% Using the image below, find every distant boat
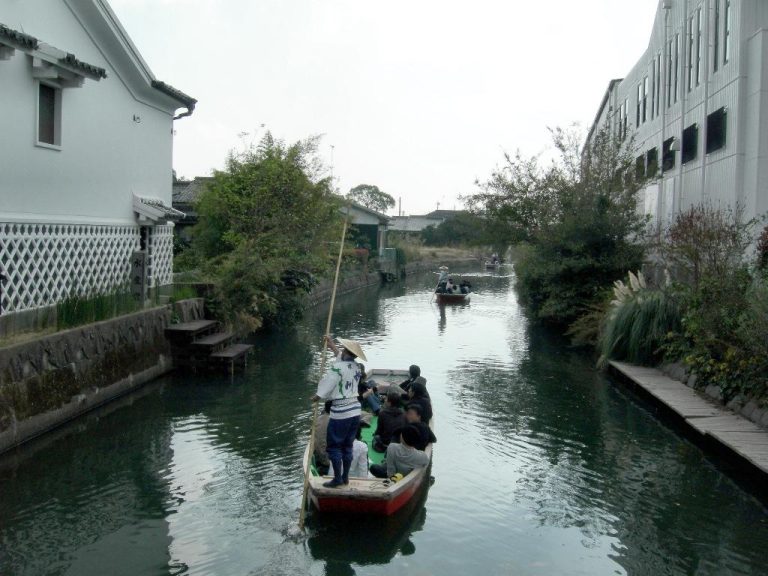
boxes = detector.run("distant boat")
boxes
[303,368,434,516]
[484,260,500,270]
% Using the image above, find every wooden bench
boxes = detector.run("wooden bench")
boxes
[164,320,218,342]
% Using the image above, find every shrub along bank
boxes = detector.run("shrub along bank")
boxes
[470,124,768,404]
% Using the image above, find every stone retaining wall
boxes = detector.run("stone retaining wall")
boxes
[660,362,768,429]
[0,305,178,454]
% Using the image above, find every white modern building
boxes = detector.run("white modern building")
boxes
[587,0,768,228]
[0,0,195,319]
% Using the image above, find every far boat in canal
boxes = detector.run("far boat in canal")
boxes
[303,368,433,516]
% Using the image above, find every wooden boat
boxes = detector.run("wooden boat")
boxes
[484,260,500,269]
[303,368,433,516]
[435,291,470,304]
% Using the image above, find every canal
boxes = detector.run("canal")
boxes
[1,269,768,575]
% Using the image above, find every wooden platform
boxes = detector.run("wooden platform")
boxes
[209,343,253,373]
[610,361,768,475]
[164,320,218,340]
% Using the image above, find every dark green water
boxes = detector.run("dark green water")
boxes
[2,269,768,576]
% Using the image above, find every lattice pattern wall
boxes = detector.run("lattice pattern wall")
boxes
[0,222,140,315]
[147,224,174,288]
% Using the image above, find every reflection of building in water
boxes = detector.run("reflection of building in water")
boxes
[0,389,175,575]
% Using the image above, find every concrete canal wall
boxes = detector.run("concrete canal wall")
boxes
[0,299,205,455]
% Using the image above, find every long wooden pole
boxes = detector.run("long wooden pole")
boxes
[299,207,350,530]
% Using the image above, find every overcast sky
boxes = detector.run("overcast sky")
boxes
[112,0,659,215]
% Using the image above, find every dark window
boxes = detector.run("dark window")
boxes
[682,124,699,164]
[663,137,676,171]
[706,107,727,153]
[646,148,659,178]
[636,84,642,126]
[636,155,646,179]
[713,0,720,72]
[38,84,56,145]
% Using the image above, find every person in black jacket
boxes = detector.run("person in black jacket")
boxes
[406,380,432,423]
[391,403,436,451]
[372,389,407,453]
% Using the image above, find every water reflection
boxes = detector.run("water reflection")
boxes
[307,484,429,576]
[1,267,768,575]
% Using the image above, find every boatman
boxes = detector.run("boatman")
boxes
[311,334,367,488]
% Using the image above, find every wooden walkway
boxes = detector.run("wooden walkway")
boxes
[610,361,768,475]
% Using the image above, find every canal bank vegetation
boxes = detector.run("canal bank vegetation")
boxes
[468,125,648,326]
[601,204,768,402]
[470,124,768,403]
[175,133,345,333]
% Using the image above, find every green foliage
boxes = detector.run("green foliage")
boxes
[421,212,485,246]
[658,205,768,401]
[598,272,682,367]
[659,201,755,288]
[347,184,395,213]
[471,125,648,326]
[57,289,139,330]
[184,133,342,332]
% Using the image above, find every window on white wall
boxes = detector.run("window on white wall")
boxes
[37,82,61,147]
[687,16,694,92]
[642,76,648,123]
[674,33,680,102]
[667,40,674,107]
[650,60,656,119]
[706,107,727,153]
[724,0,731,64]
[655,53,661,116]
[696,8,702,86]
[636,84,642,126]
[713,0,720,72]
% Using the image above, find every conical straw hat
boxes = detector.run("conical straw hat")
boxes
[337,338,367,361]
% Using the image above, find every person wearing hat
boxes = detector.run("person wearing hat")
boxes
[311,334,367,488]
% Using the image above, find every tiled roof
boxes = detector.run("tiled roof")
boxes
[151,80,197,110]
[0,23,39,50]
[173,177,213,203]
[61,52,107,79]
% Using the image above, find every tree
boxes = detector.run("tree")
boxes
[348,184,395,214]
[187,133,343,331]
[469,125,648,326]
[421,212,485,246]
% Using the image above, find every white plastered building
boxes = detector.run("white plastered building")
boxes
[0,0,195,318]
[587,0,768,228]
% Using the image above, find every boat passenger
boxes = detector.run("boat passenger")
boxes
[369,424,430,479]
[446,278,456,293]
[313,401,333,475]
[399,366,428,395]
[357,363,381,415]
[350,423,370,479]
[311,334,366,488]
[400,403,437,450]
[407,380,433,423]
[460,280,472,294]
[373,389,407,453]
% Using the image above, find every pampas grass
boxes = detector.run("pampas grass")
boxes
[598,271,681,367]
